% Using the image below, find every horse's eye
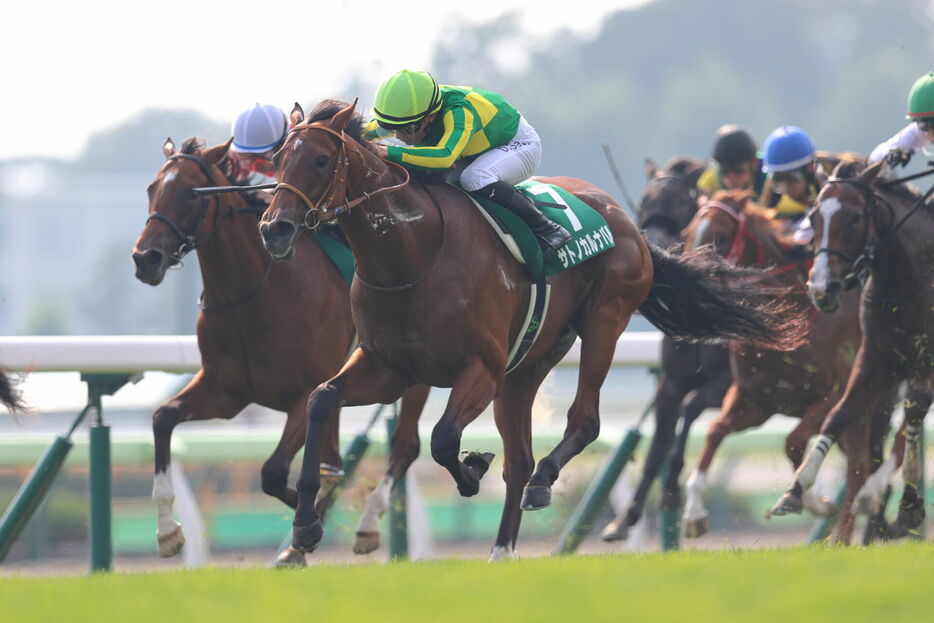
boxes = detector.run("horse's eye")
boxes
[315,154,329,169]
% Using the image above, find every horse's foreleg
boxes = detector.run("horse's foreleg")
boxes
[353,384,429,555]
[683,385,767,537]
[789,401,839,518]
[855,400,899,517]
[769,352,895,518]
[490,367,542,560]
[832,420,873,545]
[890,384,932,536]
[152,371,244,557]
[287,348,407,557]
[430,357,499,497]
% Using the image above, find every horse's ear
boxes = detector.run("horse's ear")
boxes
[163,137,176,159]
[686,164,705,188]
[202,138,233,166]
[329,98,359,131]
[290,102,305,126]
[859,160,884,186]
[644,158,658,180]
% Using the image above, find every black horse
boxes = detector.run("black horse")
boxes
[602,157,733,541]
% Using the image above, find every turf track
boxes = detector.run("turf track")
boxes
[2,543,932,622]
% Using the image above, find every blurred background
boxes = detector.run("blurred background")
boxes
[1,0,932,572]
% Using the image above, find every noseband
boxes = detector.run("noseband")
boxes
[697,200,766,265]
[273,122,410,230]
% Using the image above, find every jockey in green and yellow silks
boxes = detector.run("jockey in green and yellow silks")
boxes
[366,69,570,257]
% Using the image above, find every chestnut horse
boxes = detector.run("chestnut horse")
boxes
[259,100,806,563]
[602,157,732,542]
[131,136,429,559]
[770,161,934,536]
[672,189,893,542]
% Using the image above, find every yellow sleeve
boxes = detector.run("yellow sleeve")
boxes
[696,167,720,195]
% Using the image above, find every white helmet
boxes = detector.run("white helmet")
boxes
[231,103,288,153]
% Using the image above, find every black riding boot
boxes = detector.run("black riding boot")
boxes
[476,181,571,258]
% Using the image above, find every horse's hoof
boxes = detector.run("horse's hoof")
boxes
[291,519,323,553]
[353,531,381,555]
[895,496,926,530]
[273,546,307,568]
[157,524,185,558]
[767,490,803,517]
[520,484,551,510]
[600,518,628,542]
[461,451,495,480]
[683,516,708,539]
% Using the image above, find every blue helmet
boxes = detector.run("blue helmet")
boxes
[762,126,815,173]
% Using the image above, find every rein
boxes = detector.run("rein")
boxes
[274,122,410,231]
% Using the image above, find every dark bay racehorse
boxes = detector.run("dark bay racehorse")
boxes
[131,136,429,559]
[602,157,732,542]
[258,100,807,563]
[673,190,891,542]
[770,161,934,536]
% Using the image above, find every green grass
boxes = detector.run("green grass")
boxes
[3,544,933,622]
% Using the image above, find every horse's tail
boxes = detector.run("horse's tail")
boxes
[0,367,27,414]
[638,244,808,351]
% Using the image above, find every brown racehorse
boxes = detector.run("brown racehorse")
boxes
[770,160,934,536]
[601,157,732,543]
[672,189,893,543]
[131,136,430,559]
[259,100,807,563]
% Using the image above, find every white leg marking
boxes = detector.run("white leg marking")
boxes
[855,452,898,514]
[489,545,517,561]
[683,469,709,522]
[153,470,180,537]
[795,435,833,490]
[810,198,841,295]
[356,475,394,534]
[903,423,923,487]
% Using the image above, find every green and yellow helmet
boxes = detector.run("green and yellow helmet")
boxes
[906,71,934,120]
[373,70,443,127]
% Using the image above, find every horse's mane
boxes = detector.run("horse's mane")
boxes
[662,156,704,178]
[307,99,367,146]
[831,160,921,204]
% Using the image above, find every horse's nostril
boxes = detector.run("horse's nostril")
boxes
[262,220,296,242]
[826,280,842,296]
[133,249,164,268]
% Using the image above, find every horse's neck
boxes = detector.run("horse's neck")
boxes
[871,195,934,295]
[195,182,270,304]
[339,165,442,288]
[747,216,808,286]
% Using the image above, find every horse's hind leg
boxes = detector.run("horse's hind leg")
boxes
[354,384,430,555]
[430,357,499,497]
[490,365,547,560]
[522,301,633,511]
[890,384,932,536]
[152,371,245,557]
[601,371,686,542]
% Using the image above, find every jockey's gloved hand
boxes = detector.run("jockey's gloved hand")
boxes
[885,148,914,168]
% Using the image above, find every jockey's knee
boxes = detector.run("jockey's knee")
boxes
[459,167,498,192]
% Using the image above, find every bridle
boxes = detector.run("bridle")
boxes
[639,174,698,236]
[147,153,263,263]
[147,152,271,311]
[811,178,889,290]
[272,122,410,231]
[696,200,766,265]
